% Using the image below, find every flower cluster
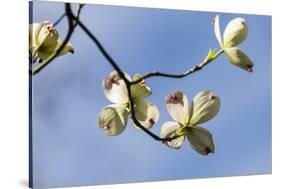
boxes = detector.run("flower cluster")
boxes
[98,71,159,136]
[98,72,220,156]
[160,91,220,155]
[96,15,253,156]
[29,21,74,63]
[214,15,253,72]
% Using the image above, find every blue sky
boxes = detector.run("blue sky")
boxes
[31,1,272,188]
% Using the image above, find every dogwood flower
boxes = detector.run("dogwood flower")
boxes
[98,71,159,136]
[29,21,74,62]
[214,15,253,72]
[160,90,220,155]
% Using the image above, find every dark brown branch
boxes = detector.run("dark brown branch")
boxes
[130,49,224,85]
[67,11,128,81]
[131,66,203,85]
[53,13,66,27]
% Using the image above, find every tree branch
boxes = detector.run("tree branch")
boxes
[53,13,66,27]
[131,49,224,85]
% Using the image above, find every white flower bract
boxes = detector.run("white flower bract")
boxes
[98,71,160,136]
[29,21,74,62]
[214,15,253,72]
[161,90,220,155]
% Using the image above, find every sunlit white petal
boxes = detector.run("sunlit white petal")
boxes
[102,71,130,104]
[160,121,185,149]
[131,73,152,99]
[98,104,129,136]
[133,100,159,129]
[224,47,253,72]
[213,15,223,47]
[186,126,215,155]
[166,91,191,124]
[36,21,59,49]
[189,90,220,125]
[223,17,248,48]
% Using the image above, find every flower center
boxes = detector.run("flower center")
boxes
[42,21,55,34]
[46,25,54,33]
[149,118,155,125]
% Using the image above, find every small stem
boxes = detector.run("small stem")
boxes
[75,4,84,20]
[130,49,224,85]
[53,13,66,27]
[213,49,224,59]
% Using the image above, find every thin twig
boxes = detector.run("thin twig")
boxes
[131,49,224,85]
[67,11,128,81]
[75,4,85,22]
[71,4,85,26]
[53,13,66,27]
